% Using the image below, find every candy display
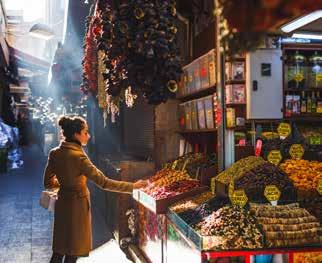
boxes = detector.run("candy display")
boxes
[234,162,296,203]
[178,196,230,226]
[250,203,320,247]
[149,180,202,200]
[214,156,266,185]
[280,159,322,191]
[300,197,322,223]
[194,206,264,250]
[169,191,214,214]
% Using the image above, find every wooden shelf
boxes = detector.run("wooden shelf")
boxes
[225,57,245,62]
[177,85,216,102]
[285,88,322,92]
[177,129,217,134]
[225,80,245,85]
[284,115,322,122]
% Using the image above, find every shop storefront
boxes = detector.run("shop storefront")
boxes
[81,1,322,263]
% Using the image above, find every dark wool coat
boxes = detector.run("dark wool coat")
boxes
[43,141,133,256]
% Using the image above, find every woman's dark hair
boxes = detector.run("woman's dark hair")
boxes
[58,115,86,140]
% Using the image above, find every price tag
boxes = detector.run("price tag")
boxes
[230,189,248,208]
[316,73,322,82]
[277,123,291,139]
[317,179,322,195]
[310,136,321,145]
[255,139,262,157]
[294,73,304,82]
[289,144,305,160]
[267,150,282,166]
[264,185,281,202]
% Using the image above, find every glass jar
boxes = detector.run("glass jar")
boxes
[308,51,322,88]
[285,51,306,89]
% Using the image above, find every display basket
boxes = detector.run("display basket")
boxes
[133,186,208,214]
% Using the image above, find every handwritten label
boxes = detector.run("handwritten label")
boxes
[289,144,304,160]
[317,179,322,195]
[264,185,281,202]
[277,123,291,139]
[267,150,282,166]
[294,73,304,82]
[230,189,248,208]
[310,136,321,145]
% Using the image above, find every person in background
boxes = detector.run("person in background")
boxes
[44,115,147,263]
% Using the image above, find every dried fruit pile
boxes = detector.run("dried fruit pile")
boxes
[250,203,320,247]
[280,159,322,191]
[214,156,266,185]
[194,206,264,250]
[234,162,296,203]
[169,191,214,214]
[150,179,201,199]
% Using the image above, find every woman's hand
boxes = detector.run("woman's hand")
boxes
[133,179,148,189]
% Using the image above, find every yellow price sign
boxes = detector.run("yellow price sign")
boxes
[230,189,248,208]
[267,150,282,166]
[171,160,178,170]
[264,185,281,202]
[289,144,305,160]
[317,179,322,195]
[294,73,304,82]
[316,73,322,82]
[277,123,291,139]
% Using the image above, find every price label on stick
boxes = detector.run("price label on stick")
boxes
[317,179,322,195]
[264,185,281,203]
[230,189,248,208]
[277,123,291,140]
[310,136,321,145]
[267,150,282,166]
[289,144,304,160]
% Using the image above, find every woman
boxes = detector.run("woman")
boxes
[44,116,147,263]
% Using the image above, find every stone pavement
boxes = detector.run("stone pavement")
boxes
[0,144,132,263]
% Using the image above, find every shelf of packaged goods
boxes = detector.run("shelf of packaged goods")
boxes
[177,85,216,102]
[177,129,217,134]
[225,80,245,85]
[284,88,322,92]
[284,115,322,122]
[225,103,246,106]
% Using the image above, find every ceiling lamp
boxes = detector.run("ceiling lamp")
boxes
[281,10,322,33]
[29,23,54,40]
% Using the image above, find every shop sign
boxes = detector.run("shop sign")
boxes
[318,179,322,195]
[230,189,248,208]
[267,150,282,166]
[294,73,304,82]
[277,123,291,139]
[316,73,322,82]
[310,136,321,145]
[264,185,281,202]
[289,144,304,160]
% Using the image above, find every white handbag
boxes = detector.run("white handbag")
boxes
[39,190,58,212]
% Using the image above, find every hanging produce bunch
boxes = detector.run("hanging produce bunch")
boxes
[82,0,182,116]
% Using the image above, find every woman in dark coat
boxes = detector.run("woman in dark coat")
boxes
[44,116,146,263]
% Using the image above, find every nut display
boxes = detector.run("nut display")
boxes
[169,191,214,214]
[250,203,320,247]
[234,162,296,203]
[300,196,322,223]
[149,179,202,200]
[194,206,264,250]
[179,196,229,226]
[280,159,322,191]
[215,156,266,185]
[294,252,322,263]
